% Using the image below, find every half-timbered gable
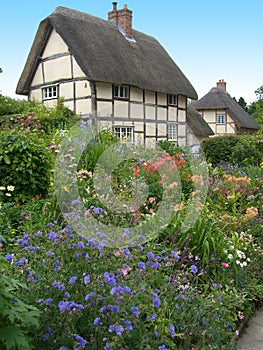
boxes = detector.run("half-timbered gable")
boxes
[192,80,260,136]
[16,4,201,146]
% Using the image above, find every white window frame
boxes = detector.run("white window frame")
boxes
[114,85,129,99]
[168,94,177,106]
[168,123,178,141]
[216,114,226,125]
[114,126,134,143]
[42,84,58,100]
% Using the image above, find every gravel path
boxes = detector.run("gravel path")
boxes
[236,309,263,349]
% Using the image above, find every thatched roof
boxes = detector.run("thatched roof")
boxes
[192,87,260,130]
[187,104,214,137]
[16,6,197,99]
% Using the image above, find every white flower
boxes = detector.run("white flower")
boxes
[236,260,240,265]
[0,186,6,191]
[7,185,15,192]
[5,193,11,197]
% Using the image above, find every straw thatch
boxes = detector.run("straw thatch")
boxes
[16,6,197,100]
[192,87,260,130]
[187,104,214,137]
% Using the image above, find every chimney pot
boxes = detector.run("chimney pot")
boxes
[112,2,117,10]
[124,4,127,10]
[216,79,227,91]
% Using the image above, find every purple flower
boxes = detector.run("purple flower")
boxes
[191,265,198,274]
[14,257,27,267]
[147,251,155,260]
[85,292,97,301]
[69,276,77,285]
[153,296,161,308]
[58,300,69,312]
[171,250,180,261]
[108,325,115,333]
[94,317,101,326]
[138,262,146,270]
[115,325,124,336]
[45,298,53,306]
[83,274,91,284]
[131,306,140,317]
[104,272,117,286]
[74,335,86,348]
[108,305,119,313]
[159,345,167,350]
[46,250,55,257]
[104,345,112,350]
[168,325,175,337]
[123,248,130,256]
[64,292,71,299]
[53,281,65,291]
[146,313,157,321]
[78,241,85,249]
[154,329,159,337]
[123,320,133,331]
[59,347,69,350]
[5,254,13,262]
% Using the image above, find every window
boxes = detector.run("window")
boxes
[168,94,177,106]
[216,114,226,125]
[168,124,177,141]
[114,126,134,143]
[42,85,58,100]
[114,85,129,99]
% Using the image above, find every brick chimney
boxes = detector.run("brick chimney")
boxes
[108,2,133,38]
[216,79,227,91]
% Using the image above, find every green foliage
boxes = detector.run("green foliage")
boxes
[201,136,239,166]
[201,134,263,167]
[0,129,52,202]
[0,252,41,350]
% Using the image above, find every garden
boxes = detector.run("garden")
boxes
[0,94,262,350]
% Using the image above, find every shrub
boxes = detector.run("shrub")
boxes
[0,130,52,202]
[201,136,239,166]
[0,251,41,350]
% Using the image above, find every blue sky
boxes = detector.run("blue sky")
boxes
[0,0,262,104]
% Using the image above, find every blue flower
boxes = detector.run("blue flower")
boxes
[171,250,180,261]
[153,295,161,308]
[74,335,86,348]
[123,320,133,331]
[104,272,117,286]
[14,257,27,267]
[108,305,119,313]
[115,325,124,336]
[44,298,53,307]
[191,265,198,274]
[46,250,55,256]
[64,292,71,299]
[94,317,102,326]
[58,300,69,312]
[78,241,85,249]
[131,306,140,317]
[138,262,146,270]
[159,345,167,350]
[85,292,97,301]
[147,251,155,260]
[83,273,91,284]
[53,281,65,291]
[69,276,78,285]
[108,325,115,333]
[104,344,112,350]
[5,254,13,262]
[168,324,175,337]
[154,329,158,337]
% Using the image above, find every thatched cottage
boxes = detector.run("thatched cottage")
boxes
[192,80,260,136]
[16,3,212,146]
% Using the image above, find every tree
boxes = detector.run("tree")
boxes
[237,97,248,112]
[0,68,2,73]
[255,85,263,101]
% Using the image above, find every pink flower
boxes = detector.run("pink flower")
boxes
[221,262,229,268]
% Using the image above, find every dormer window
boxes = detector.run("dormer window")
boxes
[168,94,177,106]
[42,84,58,100]
[114,85,129,99]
